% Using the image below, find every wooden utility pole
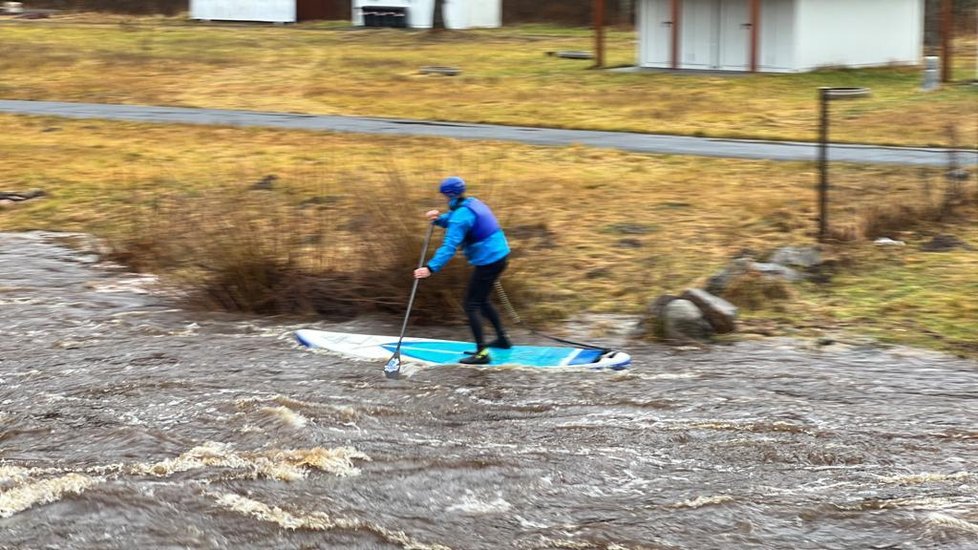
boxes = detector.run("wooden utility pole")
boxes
[941,0,953,82]
[671,0,681,69]
[749,0,760,72]
[594,0,605,69]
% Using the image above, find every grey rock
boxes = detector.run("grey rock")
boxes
[634,294,678,338]
[769,246,822,269]
[708,255,806,296]
[751,262,804,282]
[681,288,738,334]
[647,294,679,319]
[705,257,753,295]
[662,299,714,342]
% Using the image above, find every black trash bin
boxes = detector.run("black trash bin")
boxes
[392,8,407,28]
[361,6,408,28]
[361,8,377,27]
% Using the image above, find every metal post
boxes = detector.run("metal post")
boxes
[818,87,830,242]
[815,87,870,242]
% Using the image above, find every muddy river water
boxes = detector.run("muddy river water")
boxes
[1,231,976,549]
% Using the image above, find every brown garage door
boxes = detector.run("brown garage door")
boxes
[297,0,351,21]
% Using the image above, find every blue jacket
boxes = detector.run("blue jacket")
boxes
[427,198,510,273]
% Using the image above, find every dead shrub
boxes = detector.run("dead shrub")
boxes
[721,271,792,311]
[860,202,941,240]
[104,168,528,323]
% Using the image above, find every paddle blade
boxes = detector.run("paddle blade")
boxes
[384,355,402,379]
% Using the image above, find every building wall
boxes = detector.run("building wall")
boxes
[794,0,924,70]
[190,0,296,22]
[468,0,502,28]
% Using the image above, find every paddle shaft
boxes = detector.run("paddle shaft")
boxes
[493,280,610,353]
[393,222,436,356]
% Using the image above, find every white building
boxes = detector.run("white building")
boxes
[190,0,341,24]
[637,0,924,72]
[352,0,501,29]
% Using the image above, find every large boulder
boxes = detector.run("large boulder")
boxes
[681,288,738,334]
[633,294,677,339]
[661,299,714,342]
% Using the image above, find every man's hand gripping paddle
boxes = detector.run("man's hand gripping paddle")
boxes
[385,222,435,379]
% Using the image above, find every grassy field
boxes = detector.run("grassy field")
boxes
[0,16,975,147]
[1,114,976,355]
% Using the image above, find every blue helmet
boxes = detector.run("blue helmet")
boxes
[439,176,466,198]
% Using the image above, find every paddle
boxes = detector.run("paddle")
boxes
[493,281,611,353]
[385,222,436,379]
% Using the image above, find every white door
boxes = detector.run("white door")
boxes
[639,0,674,67]
[681,0,719,68]
[680,0,752,70]
[718,0,750,70]
[760,0,795,71]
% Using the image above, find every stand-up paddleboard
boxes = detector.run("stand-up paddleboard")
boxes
[294,330,631,370]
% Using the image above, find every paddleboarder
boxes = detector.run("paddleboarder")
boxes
[413,176,512,365]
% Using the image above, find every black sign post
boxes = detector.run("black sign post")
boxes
[817,87,871,242]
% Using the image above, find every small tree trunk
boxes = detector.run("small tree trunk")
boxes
[432,0,446,31]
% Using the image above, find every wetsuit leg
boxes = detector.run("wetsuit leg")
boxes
[481,300,505,340]
[463,256,508,349]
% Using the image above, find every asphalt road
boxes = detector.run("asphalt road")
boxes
[1,99,975,167]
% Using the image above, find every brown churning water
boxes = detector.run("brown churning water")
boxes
[1,232,976,549]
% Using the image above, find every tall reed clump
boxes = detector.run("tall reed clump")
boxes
[859,175,975,241]
[850,125,977,241]
[103,167,524,324]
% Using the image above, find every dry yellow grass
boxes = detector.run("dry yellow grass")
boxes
[2,114,976,355]
[0,115,814,301]
[0,17,975,147]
